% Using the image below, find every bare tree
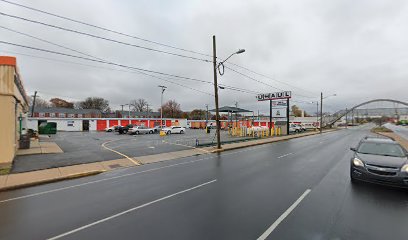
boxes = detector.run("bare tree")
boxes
[79,97,110,112]
[130,98,148,112]
[159,100,182,118]
[29,96,50,108]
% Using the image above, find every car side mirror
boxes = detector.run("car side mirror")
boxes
[350,147,356,152]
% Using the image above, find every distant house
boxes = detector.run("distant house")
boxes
[31,107,102,118]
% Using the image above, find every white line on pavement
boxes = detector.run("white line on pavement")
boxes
[0,157,213,204]
[277,153,293,159]
[47,179,217,240]
[257,189,311,240]
[0,131,336,203]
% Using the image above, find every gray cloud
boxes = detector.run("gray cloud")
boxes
[1,0,407,115]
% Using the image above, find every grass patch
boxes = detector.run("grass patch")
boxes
[0,167,11,175]
[371,126,393,133]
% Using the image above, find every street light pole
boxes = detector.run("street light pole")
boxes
[158,85,167,127]
[320,93,336,134]
[212,35,245,149]
[320,92,323,134]
[212,35,221,149]
[205,104,209,125]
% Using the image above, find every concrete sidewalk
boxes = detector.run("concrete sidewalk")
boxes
[16,139,63,156]
[0,158,137,191]
[0,130,336,191]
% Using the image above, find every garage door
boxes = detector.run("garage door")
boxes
[96,120,107,131]
[165,120,171,127]
[109,120,119,127]
[120,120,129,126]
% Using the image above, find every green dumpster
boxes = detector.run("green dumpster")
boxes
[39,122,57,134]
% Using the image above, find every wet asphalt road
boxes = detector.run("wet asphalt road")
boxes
[384,123,408,140]
[1,124,407,240]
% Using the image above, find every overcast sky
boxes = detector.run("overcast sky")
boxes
[1,0,407,114]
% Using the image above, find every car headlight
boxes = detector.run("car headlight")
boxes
[401,164,408,173]
[353,158,364,167]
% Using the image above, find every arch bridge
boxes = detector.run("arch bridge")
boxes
[325,99,408,127]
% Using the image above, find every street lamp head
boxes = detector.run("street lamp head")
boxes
[218,86,225,89]
[236,49,245,54]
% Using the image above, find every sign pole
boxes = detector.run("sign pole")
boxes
[269,100,272,136]
[286,98,290,135]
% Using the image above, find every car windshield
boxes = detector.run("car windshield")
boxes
[357,142,406,157]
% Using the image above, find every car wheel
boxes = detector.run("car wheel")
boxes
[149,130,153,134]
[167,131,171,135]
[108,129,112,132]
[135,131,139,135]
[180,130,184,134]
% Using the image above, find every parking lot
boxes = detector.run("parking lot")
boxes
[12,129,257,173]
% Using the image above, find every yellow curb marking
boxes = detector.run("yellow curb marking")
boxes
[101,140,141,166]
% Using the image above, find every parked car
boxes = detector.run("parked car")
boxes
[105,125,121,132]
[350,136,408,188]
[153,125,166,133]
[289,124,302,133]
[118,124,134,134]
[162,126,186,134]
[128,126,154,135]
[297,124,307,132]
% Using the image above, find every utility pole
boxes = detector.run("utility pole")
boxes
[235,101,238,128]
[31,91,37,117]
[158,85,167,126]
[205,104,209,125]
[128,104,131,118]
[316,102,319,124]
[120,104,126,118]
[269,100,272,135]
[320,92,323,134]
[213,35,221,149]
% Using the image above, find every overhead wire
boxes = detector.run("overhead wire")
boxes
[0,11,212,63]
[0,0,322,98]
[0,0,213,58]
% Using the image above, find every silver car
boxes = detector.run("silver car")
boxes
[128,126,154,135]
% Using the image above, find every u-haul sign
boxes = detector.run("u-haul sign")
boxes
[256,91,291,101]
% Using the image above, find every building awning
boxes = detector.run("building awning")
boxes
[209,106,252,113]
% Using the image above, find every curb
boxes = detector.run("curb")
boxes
[206,130,338,153]
[0,170,105,192]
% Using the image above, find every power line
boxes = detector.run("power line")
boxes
[0,11,212,63]
[0,41,254,96]
[224,65,316,99]
[0,0,317,96]
[0,0,213,58]
[226,61,318,95]
[0,25,104,61]
[0,48,214,96]
[0,40,214,83]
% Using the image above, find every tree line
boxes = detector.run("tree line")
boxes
[31,96,216,119]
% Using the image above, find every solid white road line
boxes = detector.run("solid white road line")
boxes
[0,132,330,203]
[257,189,311,240]
[277,153,293,159]
[0,157,213,204]
[47,179,217,240]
